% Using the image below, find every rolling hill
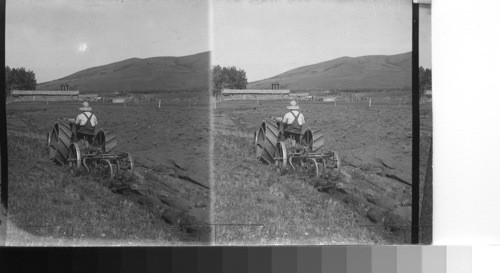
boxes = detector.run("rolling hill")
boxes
[37,51,210,92]
[248,52,411,90]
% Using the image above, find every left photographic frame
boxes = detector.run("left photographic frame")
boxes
[3,0,212,246]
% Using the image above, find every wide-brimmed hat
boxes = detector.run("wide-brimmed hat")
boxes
[287,100,300,110]
[79,101,92,111]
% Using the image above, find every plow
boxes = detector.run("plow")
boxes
[47,119,134,178]
[254,118,341,178]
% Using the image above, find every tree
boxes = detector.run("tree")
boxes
[419,66,431,98]
[212,65,247,97]
[5,66,37,96]
[212,65,225,97]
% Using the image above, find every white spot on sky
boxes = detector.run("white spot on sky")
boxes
[78,42,88,52]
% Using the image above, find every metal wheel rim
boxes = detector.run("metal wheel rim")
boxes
[68,143,81,175]
[274,142,287,175]
[105,159,115,179]
[306,158,320,178]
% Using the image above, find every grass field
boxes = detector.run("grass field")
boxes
[6,100,211,245]
[213,96,415,244]
[7,133,193,245]
[3,94,431,245]
[213,132,385,245]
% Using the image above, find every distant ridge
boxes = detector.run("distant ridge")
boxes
[37,51,210,92]
[248,52,411,90]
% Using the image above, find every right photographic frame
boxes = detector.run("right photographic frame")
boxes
[211,0,432,245]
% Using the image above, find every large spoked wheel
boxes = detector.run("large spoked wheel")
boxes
[47,121,74,165]
[258,120,279,164]
[274,141,288,175]
[68,143,82,176]
[325,151,341,179]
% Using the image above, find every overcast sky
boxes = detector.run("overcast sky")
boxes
[6,0,209,83]
[420,4,432,69]
[213,0,430,82]
[6,0,430,84]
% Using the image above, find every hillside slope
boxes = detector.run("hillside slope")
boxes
[248,52,411,90]
[37,52,210,92]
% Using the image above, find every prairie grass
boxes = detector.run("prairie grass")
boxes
[212,132,386,245]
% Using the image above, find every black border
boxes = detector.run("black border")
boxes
[1,0,8,211]
[411,2,420,244]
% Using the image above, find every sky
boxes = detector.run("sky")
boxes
[6,0,209,83]
[420,4,432,69]
[212,0,430,82]
[6,0,431,84]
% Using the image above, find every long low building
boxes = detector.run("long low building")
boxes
[221,89,290,100]
[11,90,80,101]
[79,93,100,101]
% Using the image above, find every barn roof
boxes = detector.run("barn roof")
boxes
[12,90,80,96]
[222,89,290,94]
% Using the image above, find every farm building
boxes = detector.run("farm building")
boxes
[79,93,100,101]
[221,89,290,100]
[290,92,310,100]
[11,90,80,101]
[112,97,127,103]
[322,97,337,102]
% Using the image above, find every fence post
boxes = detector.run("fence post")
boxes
[159,99,161,108]
[399,98,401,108]
[369,98,372,107]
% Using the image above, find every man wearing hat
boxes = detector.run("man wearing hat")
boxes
[280,100,305,143]
[71,101,98,141]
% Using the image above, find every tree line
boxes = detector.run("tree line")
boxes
[5,66,37,96]
[212,65,247,97]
